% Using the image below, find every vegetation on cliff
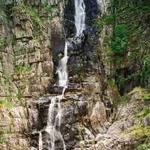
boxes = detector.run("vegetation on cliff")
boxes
[97,0,150,93]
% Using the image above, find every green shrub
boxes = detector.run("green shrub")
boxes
[0,38,6,50]
[126,125,150,139]
[96,15,115,26]
[44,3,57,20]
[0,136,5,144]
[12,3,44,29]
[15,65,32,74]
[104,15,115,25]
[137,107,150,118]
[111,24,128,53]
[136,144,150,150]
[141,54,150,88]
[0,97,14,109]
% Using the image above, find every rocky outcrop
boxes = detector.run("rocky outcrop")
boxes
[74,89,149,150]
[29,74,109,149]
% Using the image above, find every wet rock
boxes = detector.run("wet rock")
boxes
[47,85,64,94]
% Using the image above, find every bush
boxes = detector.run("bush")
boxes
[111,24,128,53]
[15,65,32,74]
[136,144,150,150]
[141,54,150,88]
[12,3,44,29]
[137,107,150,118]
[0,38,6,50]
[127,125,150,139]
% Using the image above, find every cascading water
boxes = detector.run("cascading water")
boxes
[38,42,68,149]
[44,41,69,150]
[38,0,86,149]
[39,131,43,150]
[75,0,86,37]
[56,41,69,88]
[45,95,66,150]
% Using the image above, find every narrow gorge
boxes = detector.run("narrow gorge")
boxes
[0,0,149,150]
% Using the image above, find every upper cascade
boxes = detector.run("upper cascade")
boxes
[56,41,69,88]
[75,0,86,37]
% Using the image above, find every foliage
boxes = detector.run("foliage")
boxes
[98,0,150,92]
[12,3,44,29]
[120,94,130,104]
[104,15,115,25]
[136,143,150,150]
[111,24,128,53]
[126,125,150,139]
[0,97,14,109]
[44,3,57,20]
[0,136,5,145]
[129,87,150,101]
[71,63,85,82]
[96,15,115,26]
[0,38,7,50]
[137,107,150,118]
[0,89,23,109]
[0,8,7,25]
[15,65,32,74]
[141,54,150,88]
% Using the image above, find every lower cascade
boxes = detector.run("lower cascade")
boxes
[38,41,68,149]
[44,95,66,150]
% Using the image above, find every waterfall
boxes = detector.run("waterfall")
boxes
[45,96,66,150]
[39,131,43,150]
[56,41,69,88]
[38,0,86,149]
[75,0,86,37]
[38,43,68,150]
[38,42,68,149]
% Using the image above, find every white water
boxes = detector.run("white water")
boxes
[39,41,69,149]
[38,0,86,149]
[39,131,43,150]
[45,95,66,150]
[56,41,69,88]
[38,41,68,149]
[75,0,86,37]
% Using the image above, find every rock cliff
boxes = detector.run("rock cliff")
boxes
[0,0,149,150]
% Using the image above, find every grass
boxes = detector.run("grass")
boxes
[15,65,32,74]
[137,107,150,118]
[136,143,150,150]
[126,125,150,139]
[12,3,45,29]
[0,38,6,50]
[0,97,14,109]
